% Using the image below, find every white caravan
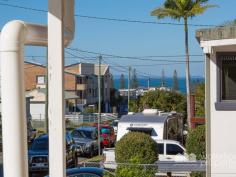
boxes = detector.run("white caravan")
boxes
[116,110,184,143]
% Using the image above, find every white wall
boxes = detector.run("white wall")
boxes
[30,102,45,120]
[206,44,236,177]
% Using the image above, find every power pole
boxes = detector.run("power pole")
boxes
[128,66,131,112]
[161,69,165,87]
[148,77,150,90]
[98,55,102,155]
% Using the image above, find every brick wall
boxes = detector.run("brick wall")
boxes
[24,62,76,91]
[24,62,46,91]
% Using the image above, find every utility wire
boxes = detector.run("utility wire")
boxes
[0,2,222,27]
[67,47,204,63]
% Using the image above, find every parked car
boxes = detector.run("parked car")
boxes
[28,133,78,175]
[100,125,116,148]
[156,140,188,161]
[111,120,119,135]
[71,126,98,157]
[45,167,104,177]
[66,167,104,177]
[103,139,189,169]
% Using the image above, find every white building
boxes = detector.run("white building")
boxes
[197,26,236,177]
[26,88,79,120]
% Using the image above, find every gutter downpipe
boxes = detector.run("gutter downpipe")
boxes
[0,1,74,177]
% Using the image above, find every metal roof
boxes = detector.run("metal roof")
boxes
[119,113,168,123]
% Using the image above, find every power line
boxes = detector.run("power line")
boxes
[65,50,97,61]
[0,2,222,27]
[77,14,220,27]
[67,47,204,63]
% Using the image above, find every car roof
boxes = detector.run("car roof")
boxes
[119,113,168,123]
[74,126,97,131]
[35,133,71,141]
[66,167,103,176]
[36,134,48,140]
[45,167,104,177]
[156,139,182,144]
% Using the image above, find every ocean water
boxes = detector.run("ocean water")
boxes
[113,77,204,93]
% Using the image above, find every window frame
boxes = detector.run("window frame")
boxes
[36,75,45,85]
[157,143,164,155]
[215,52,236,110]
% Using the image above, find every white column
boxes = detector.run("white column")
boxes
[48,0,66,177]
[0,21,28,177]
[205,54,211,177]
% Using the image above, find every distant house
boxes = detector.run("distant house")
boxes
[24,61,77,91]
[65,63,111,112]
[26,88,79,120]
[24,61,111,113]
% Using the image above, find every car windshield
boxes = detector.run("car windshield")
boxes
[72,130,94,140]
[31,139,48,151]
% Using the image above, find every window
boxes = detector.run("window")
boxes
[166,144,184,155]
[215,53,236,110]
[221,55,236,100]
[36,75,45,85]
[157,143,164,154]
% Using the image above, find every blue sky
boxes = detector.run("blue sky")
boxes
[0,0,235,77]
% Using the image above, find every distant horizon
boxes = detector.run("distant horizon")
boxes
[113,77,205,93]
[112,74,205,79]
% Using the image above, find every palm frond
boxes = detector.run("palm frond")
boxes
[151,7,182,20]
[188,3,218,17]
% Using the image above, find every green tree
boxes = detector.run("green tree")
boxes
[195,83,205,116]
[172,70,179,91]
[151,0,216,129]
[129,90,187,118]
[186,125,205,160]
[115,132,158,177]
[130,68,139,89]
[120,74,125,89]
[186,125,206,177]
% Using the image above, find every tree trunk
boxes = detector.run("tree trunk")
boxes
[184,17,191,129]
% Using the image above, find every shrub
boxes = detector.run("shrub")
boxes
[115,132,158,164]
[113,132,158,177]
[186,125,205,160]
[186,125,206,177]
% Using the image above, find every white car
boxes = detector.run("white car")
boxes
[156,140,189,162]
[103,140,190,169]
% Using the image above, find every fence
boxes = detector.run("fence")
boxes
[76,161,206,177]
[31,113,118,130]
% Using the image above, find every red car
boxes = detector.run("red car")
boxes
[93,124,116,148]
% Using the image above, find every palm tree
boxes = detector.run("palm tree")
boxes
[151,0,216,129]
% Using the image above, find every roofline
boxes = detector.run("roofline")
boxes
[65,62,81,68]
[24,60,46,68]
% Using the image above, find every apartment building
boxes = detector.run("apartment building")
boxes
[65,63,111,112]
[24,61,111,112]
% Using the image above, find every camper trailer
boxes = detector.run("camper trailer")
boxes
[116,109,184,143]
